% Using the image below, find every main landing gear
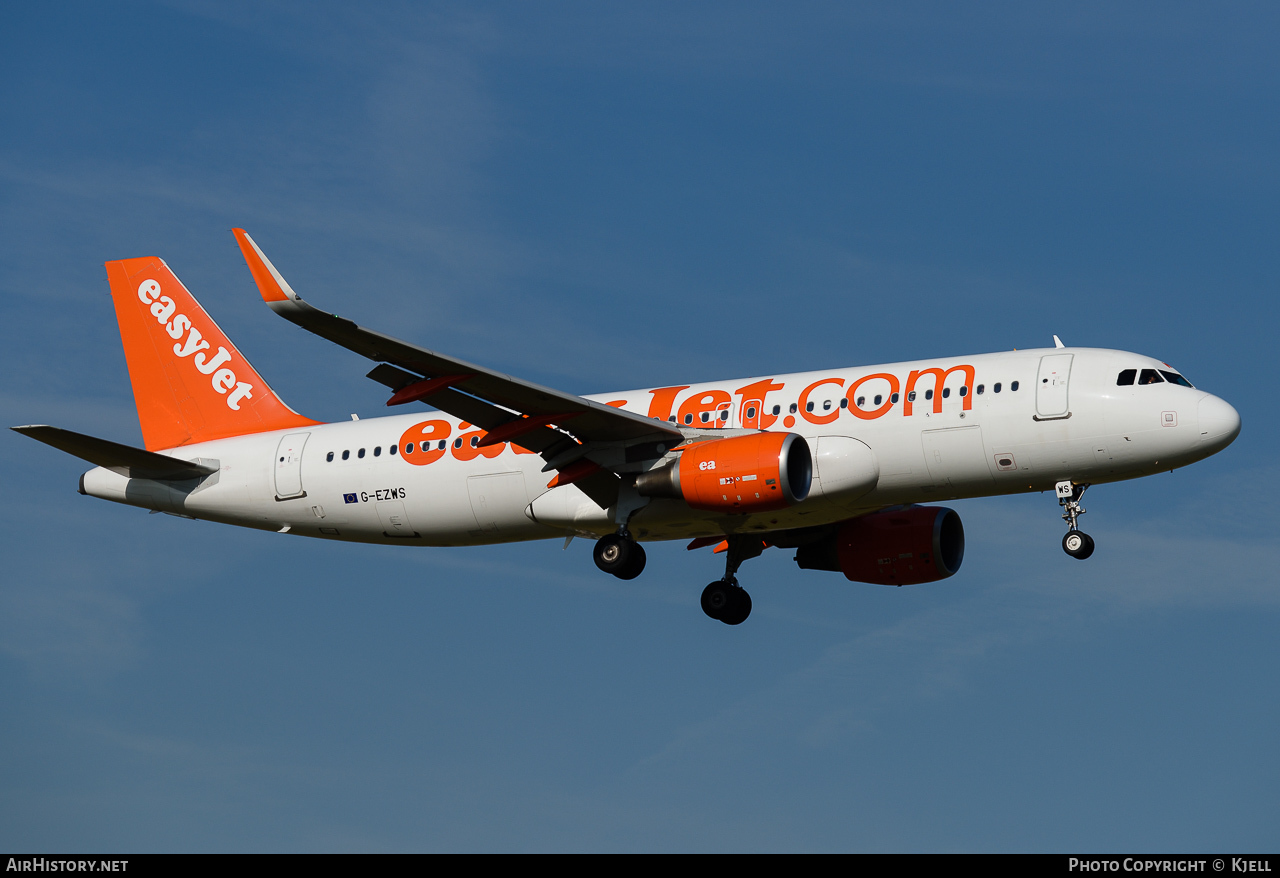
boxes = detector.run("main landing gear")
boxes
[1056,479,1095,560]
[700,536,763,626]
[591,531,758,626]
[593,532,647,580]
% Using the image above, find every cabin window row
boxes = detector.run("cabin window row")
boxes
[325,434,491,462]
[657,381,1022,423]
[326,446,396,462]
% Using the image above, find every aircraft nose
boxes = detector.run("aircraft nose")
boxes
[1198,394,1241,451]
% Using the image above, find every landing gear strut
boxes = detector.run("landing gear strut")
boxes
[700,536,762,626]
[594,532,646,580]
[1056,480,1095,560]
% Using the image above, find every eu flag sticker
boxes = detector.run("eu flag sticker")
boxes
[343,493,358,504]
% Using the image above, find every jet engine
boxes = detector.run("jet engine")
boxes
[635,432,811,513]
[794,505,964,585]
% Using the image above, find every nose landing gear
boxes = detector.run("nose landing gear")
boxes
[1056,480,1094,560]
[700,535,763,625]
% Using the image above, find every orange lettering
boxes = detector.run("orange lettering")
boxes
[677,390,732,428]
[453,426,506,461]
[399,419,451,466]
[734,379,785,429]
[646,385,689,421]
[845,373,900,420]
[904,365,976,415]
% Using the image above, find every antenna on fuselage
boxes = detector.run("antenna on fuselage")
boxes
[1053,335,1066,348]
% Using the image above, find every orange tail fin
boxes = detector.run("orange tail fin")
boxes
[105,256,319,451]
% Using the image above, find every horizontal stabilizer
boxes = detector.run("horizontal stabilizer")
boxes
[11,425,219,481]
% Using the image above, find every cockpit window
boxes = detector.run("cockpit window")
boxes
[1138,369,1164,385]
[1116,369,1136,386]
[1159,370,1194,388]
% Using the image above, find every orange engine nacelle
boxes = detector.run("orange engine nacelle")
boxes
[794,506,964,585]
[635,432,811,513]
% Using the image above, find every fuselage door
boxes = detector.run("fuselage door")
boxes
[467,472,530,533]
[921,426,995,490]
[1035,354,1074,419]
[274,432,310,500]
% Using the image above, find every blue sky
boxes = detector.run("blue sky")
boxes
[1,2,1276,851]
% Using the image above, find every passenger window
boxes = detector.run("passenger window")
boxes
[805,401,814,412]
[745,406,757,419]
[772,405,781,416]
[718,409,728,421]
[959,385,968,397]
[856,396,865,407]
[1139,369,1163,385]
[700,412,710,423]
[684,414,693,425]
[374,446,382,457]
[891,392,899,403]
[789,403,798,414]
[405,443,415,454]
[925,389,933,400]
[873,394,882,405]
[470,436,480,447]
[454,438,463,448]
[342,450,350,460]
[389,444,397,455]
[1116,369,1136,386]
[942,387,950,399]
[976,385,984,395]
[822,400,831,411]
[839,398,848,409]
[994,383,1002,393]
[438,440,446,450]
[326,451,334,462]
[358,448,366,459]
[669,416,676,423]
[1160,370,1194,388]
[1011,381,1019,391]
[907,391,916,402]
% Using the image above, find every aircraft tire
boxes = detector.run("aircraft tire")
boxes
[1062,530,1095,560]
[701,581,732,620]
[614,542,647,581]
[720,587,752,626]
[594,534,638,576]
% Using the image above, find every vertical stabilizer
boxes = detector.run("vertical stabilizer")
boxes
[105,256,319,451]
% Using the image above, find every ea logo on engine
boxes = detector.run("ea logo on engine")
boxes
[698,460,717,470]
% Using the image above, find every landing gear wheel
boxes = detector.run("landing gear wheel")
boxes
[614,542,647,581]
[594,534,644,578]
[701,581,752,624]
[720,587,752,626]
[701,581,733,620]
[1062,530,1095,560]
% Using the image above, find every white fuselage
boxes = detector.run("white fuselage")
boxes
[79,347,1240,546]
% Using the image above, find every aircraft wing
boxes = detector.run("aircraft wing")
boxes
[233,230,682,454]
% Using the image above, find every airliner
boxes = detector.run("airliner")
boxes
[14,231,1241,625]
